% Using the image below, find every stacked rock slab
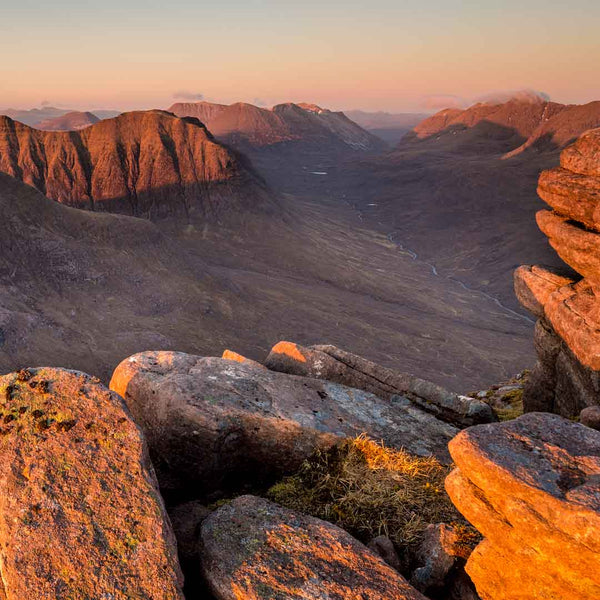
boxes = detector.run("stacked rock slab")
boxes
[445,413,600,600]
[515,127,600,415]
[264,341,495,427]
[0,367,184,599]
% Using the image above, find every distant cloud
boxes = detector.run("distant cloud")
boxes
[475,89,551,105]
[419,94,468,110]
[173,91,204,101]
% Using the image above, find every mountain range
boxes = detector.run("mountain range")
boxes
[33,110,101,131]
[168,101,387,153]
[0,110,271,220]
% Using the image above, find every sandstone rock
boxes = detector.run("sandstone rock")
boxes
[538,166,600,231]
[537,209,600,285]
[110,351,458,499]
[367,535,403,572]
[0,367,184,599]
[265,341,494,427]
[513,264,573,318]
[560,127,600,176]
[199,495,427,600]
[221,349,265,368]
[410,523,462,593]
[446,413,600,600]
[581,405,600,430]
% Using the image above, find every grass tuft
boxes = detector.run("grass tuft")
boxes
[266,435,471,551]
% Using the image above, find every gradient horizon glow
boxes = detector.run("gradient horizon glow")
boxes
[2,0,599,113]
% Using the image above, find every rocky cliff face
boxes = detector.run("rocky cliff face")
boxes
[0,110,271,220]
[515,127,600,416]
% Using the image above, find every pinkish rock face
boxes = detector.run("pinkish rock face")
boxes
[0,367,184,599]
[199,495,428,600]
[446,413,600,600]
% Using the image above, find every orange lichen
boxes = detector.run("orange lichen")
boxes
[222,350,252,363]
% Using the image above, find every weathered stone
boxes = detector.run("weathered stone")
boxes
[410,523,462,593]
[199,495,427,600]
[367,535,403,572]
[561,127,600,177]
[446,413,600,600]
[110,351,458,499]
[581,405,600,430]
[523,318,600,416]
[265,341,494,427]
[0,367,184,599]
[513,264,573,318]
[538,166,600,232]
[537,209,600,286]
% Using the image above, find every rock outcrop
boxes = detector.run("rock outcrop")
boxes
[199,495,427,600]
[515,127,600,415]
[0,367,184,598]
[445,413,600,600]
[0,110,271,220]
[264,341,494,427]
[110,351,458,499]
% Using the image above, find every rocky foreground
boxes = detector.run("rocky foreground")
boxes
[0,336,597,599]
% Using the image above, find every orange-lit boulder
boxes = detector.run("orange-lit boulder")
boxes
[536,209,600,286]
[446,413,600,600]
[199,495,427,600]
[560,127,600,177]
[110,351,458,499]
[538,166,600,231]
[0,367,184,599]
[513,264,573,318]
[265,341,494,427]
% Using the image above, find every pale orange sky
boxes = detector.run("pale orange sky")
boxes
[2,0,599,112]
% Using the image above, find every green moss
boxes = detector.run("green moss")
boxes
[495,388,524,421]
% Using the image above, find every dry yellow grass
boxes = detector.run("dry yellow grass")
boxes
[267,435,470,551]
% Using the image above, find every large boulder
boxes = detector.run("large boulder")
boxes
[0,367,184,599]
[264,341,494,427]
[110,351,458,500]
[445,413,600,600]
[199,495,427,600]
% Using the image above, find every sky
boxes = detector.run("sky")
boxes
[2,0,600,113]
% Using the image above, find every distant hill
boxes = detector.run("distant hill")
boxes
[1,106,120,126]
[0,110,272,220]
[344,110,428,145]
[33,110,100,131]
[168,101,386,153]
[407,97,600,157]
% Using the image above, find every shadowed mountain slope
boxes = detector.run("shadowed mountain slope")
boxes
[0,173,534,392]
[0,110,273,220]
